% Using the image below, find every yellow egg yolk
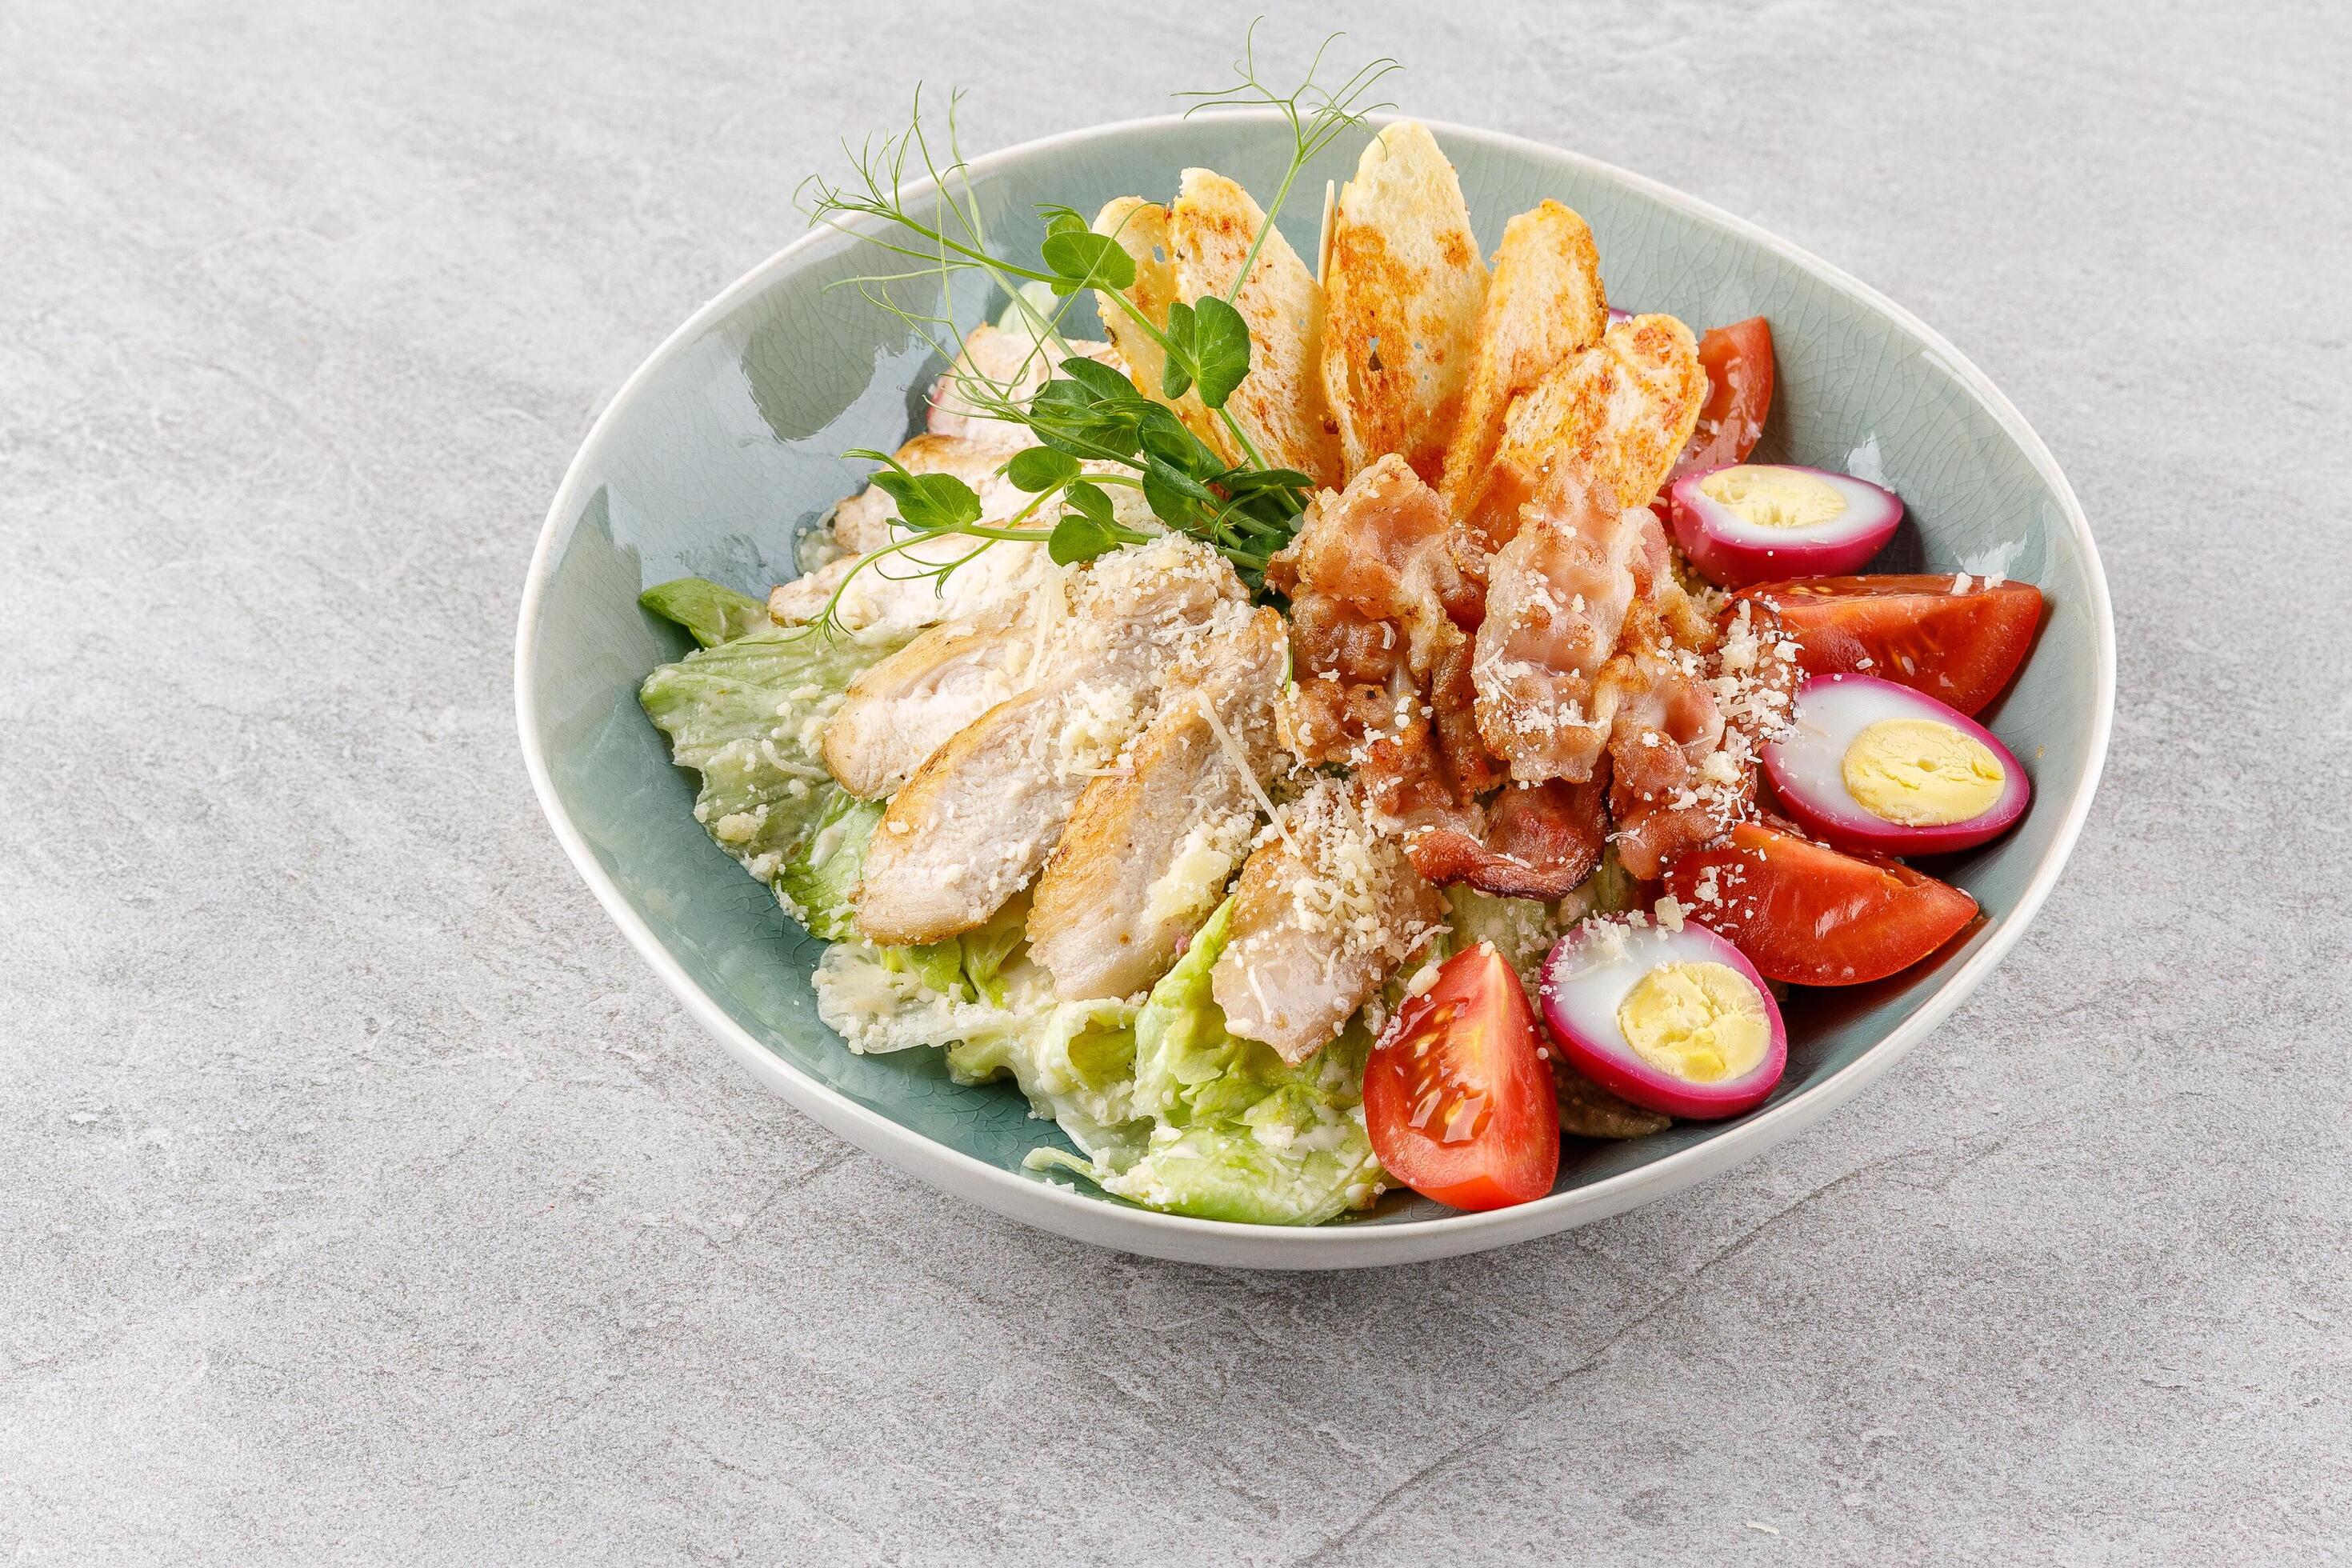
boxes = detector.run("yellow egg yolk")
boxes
[1698,465,1847,530]
[1615,962,1770,1084]
[1842,717,2006,825]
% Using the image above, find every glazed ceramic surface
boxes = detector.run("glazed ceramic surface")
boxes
[515,111,2113,1269]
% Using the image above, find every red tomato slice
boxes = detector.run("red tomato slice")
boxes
[1731,574,2044,717]
[1662,821,1979,986]
[1363,944,1559,1211]
[1669,317,1776,481]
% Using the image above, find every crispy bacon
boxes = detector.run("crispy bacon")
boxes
[1273,458,1594,896]
[1470,464,1713,787]
[1270,452,1746,897]
[1596,646,1727,878]
[1596,598,1803,878]
[1267,455,1475,670]
[1406,775,1610,898]
[1470,473,1642,782]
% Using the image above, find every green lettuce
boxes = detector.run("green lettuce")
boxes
[774,789,883,940]
[947,994,1149,1168]
[639,622,903,926]
[1030,898,1384,1226]
[639,575,774,649]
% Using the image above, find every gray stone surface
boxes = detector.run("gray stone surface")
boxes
[3,0,2347,1560]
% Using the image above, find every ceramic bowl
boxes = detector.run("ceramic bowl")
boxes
[515,111,2113,1269]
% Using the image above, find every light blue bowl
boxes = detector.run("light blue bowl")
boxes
[515,112,2113,1269]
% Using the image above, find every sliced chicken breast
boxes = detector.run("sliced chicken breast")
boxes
[926,321,1121,450]
[822,612,1045,800]
[852,538,1246,945]
[770,431,1053,636]
[1210,779,1446,1064]
[1028,606,1287,1001]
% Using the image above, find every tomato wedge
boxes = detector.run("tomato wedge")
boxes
[1363,944,1559,1211]
[1732,574,2043,717]
[1668,317,1776,482]
[1662,821,1978,986]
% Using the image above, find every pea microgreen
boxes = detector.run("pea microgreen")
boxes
[790,27,1397,634]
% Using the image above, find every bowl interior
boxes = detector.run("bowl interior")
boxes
[519,114,2106,1242]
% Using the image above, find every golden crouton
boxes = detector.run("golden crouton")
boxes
[1169,169,1344,486]
[1460,313,1707,550]
[1320,122,1490,487]
[1438,200,1609,517]
[1090,198,1230,458]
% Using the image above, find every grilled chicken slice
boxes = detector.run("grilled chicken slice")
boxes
[1458,313,1708,553]
[822,614,1043,800]
[772,319,1129,635]
[1028,606,1287,1002]
[1210,779,1446,1064]
[852,538,1246,945]
[770,431,1053,635]
[926,321,1121,450]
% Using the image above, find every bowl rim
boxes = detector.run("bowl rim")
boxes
[514,109,2115,1269]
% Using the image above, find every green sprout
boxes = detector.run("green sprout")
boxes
[787,30,1395,631]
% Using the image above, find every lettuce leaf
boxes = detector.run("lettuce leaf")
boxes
[1033,898,1384,1226]
[639,576,774,648]
[639,624,903,924]
[946,994,1148,1167]
[775,789,882,941]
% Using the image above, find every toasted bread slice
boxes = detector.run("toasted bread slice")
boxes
[1320,122,1489,486]
[1169,169,1343,486]
[1090,198,1230,458]
[1438,200,1609,515]
[1460,313,1707,551]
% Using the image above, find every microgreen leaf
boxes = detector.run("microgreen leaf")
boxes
[1133,405,1202,472]
[849,447,984,532]
[1188,296,1251,410]
[800,31,1392,622]
[1057,357,1135,402]
[1004,446,1082,493]
[1062,479,1117,526]
[1160,300,1198,401]
[1050,509,1121,565]
[1040,230,1138,296]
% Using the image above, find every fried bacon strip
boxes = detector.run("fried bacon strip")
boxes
[1270,457,1597,895]
[1469,466,1710,786]
[1404,775,1610,899]
[1596,598,1804,878]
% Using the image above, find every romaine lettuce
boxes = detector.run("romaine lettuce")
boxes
[774,788,882,941]
[639,622,904,926]
[1033,898,1385,1226]
[947,992,1149,1167]
[639,575,775,648]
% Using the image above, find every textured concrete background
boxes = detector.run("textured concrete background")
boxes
[4,0,2348,1561]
